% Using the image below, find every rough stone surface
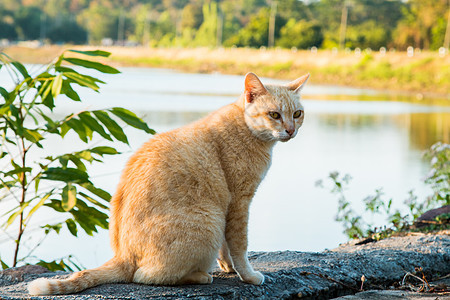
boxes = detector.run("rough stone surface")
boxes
[0,233,448,299]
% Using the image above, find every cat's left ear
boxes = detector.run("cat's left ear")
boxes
[286,73,310,93]
[244,72,268,103]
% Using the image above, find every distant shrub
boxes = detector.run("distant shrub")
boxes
[276,19,324,49]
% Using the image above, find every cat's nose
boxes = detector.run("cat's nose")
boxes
[285,128,295,136]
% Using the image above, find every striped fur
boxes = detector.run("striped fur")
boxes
[28,72,309,295]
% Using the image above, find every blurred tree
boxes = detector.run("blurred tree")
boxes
[0,5,17,39]
[130,4,152,44]
[277,0,309,21]
[78,1,118,43]
[0,0,446,51]
[345,20,389,49]
[220,1,245,45]
[276,19,323,49]
[193,1,217,47]
[14,5,42,40]
[308,0,344,48]
[47,20,87,44]
[181,3,203,30]
[393,0,449,49]
[224,7,270,47]
[149,11,176,46]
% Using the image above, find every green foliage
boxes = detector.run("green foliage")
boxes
[0,49,154,270]
[224,7,269,48]
[181,3,204,30]
[37,255,83,272]
[345,20,390,50]
[0,0,447,50]
[424,142,450,206]
[193,1,218,47]
[276,19,324,49]
[317,142,450,240]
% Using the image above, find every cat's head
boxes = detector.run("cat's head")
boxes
[242,72,309,142]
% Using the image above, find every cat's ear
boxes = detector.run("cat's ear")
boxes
[244,72,268,103]
[286,73,310,93]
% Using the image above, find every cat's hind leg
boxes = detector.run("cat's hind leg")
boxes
[178,271,213,284]
[133,265,182,285]
[133,266,213,285]
[217,240,235,273]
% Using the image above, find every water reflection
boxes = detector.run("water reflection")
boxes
[316,112,449,151]
[408,113,449,149]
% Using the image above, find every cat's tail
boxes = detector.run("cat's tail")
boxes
[28,258,133,295]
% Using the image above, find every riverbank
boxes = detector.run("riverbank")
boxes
[1,232,448,299]
[2,45,450,100]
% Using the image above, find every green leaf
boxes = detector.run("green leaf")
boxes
[77,150,93,161]
[0,87,9,100]
[42,223,63,234]
[52,74,63,98]
[65,219,78,236]
[64,72,100,91]
[44,199,65,212]
[37,260,66,272]
[71,210,97,235]
[75,200,108,229]
[64,58,120,74]
[80,182,111,201]
[6,202,30,228]
[0,104,11,115]
[23,129,43,143]
[62,183,77,211]
[42,167,90,183]
[55,66,79,73]
[90,146,119,155]
[79,192,108,210]
[40,80,55,109]
[67,50,111,57]
[78,112,112,141]
[61,81,81,102]
[3,167,32,177]
[93,111,128,144]
[60,122,70,137]
[0,258,9,270]
[9,104,19,120]
[68,154,87,171]
[66,118,88,143]
[110,107,155,134]
[11,61,30,79]
[25,192,52,222]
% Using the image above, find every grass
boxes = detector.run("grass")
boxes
[2,45,450,100]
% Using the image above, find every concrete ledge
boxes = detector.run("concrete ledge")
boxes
[1,233,448,299]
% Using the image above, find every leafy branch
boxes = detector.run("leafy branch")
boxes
[0,49,155,270]
[316,142,449,240]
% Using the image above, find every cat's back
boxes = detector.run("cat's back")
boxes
[115,103,241,207]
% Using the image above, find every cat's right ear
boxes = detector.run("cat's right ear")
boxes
[244,72,267,103]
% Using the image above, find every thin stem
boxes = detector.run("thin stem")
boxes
[12,105,28,267]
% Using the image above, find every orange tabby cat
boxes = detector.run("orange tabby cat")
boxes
[28,72,309,295]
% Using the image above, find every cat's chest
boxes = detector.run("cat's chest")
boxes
[221,144,272,197]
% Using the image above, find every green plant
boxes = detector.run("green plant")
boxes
[423,142,450,206]
[317,142,450,240]
[0,50,154,270]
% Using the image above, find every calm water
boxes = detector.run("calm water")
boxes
[0,67,449,269]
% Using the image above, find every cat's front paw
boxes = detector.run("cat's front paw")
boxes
[242,271,265,285]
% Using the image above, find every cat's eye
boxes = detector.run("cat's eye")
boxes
[268,111,281,119]
[293,110,303,118]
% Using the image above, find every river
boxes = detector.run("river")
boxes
[0,67,449,269]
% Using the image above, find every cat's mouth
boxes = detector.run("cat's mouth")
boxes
[279,136,292,142]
